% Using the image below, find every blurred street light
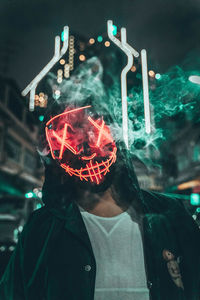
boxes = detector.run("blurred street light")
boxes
[155,73,161,80]
[25,192,34,198]
[190,193,200,205]
[89,38,95,44]
[189,75,200,85]
[149,70,155,77]
[79,54,86,61]
[104,41,110,47]
[97,36,103,42]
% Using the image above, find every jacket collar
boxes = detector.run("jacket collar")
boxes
[65,202,95,255]
[48,201,95,255]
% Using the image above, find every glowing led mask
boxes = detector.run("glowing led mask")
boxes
[45,105,117,184]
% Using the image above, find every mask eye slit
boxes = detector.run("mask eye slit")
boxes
[103,142,113,151]
[77,144,83,152]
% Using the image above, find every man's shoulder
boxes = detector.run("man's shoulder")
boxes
[27,206,51,224]
[22,206,54,238]
[141,189,200,234]
[141,189,186,214]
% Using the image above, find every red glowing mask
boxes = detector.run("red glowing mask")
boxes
[45,105,117,184]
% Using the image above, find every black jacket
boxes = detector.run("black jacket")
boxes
[0,190,200,300]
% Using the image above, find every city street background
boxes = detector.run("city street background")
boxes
[0,0,200,277]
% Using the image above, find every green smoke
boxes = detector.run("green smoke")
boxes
[44,55,200,168]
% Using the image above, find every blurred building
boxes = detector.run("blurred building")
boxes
[163,118,200,213]
[0,76,44,197]
[0,38,20,77]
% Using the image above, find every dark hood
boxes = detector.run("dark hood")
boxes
[41,141,146,222]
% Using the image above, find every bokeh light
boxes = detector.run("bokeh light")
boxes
[60,59,65,65]
[131,66,136,72]
[155,73,161,80]
[89,38,95,44]
[149,70,155,77]
[79,54,86,61]
[104,41,110,47]
[97,36,103,42]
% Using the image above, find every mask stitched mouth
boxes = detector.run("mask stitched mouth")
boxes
[45,105,117,185]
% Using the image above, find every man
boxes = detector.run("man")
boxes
[0,57,200,300]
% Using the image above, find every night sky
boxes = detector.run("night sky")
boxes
[1,0,200,89]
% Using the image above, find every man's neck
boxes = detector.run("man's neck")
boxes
[77,188,126,218]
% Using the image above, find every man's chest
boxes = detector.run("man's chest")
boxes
[80,210,150,300]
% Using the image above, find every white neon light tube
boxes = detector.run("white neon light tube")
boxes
[107,20,137,148]
[22,26,69,111]
[29,86,36,111]
[107,20,139,58]
[60,26,69,56]
[120,28,133,148]
[141,49,151,134]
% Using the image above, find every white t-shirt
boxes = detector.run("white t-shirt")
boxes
[79,207,150,300]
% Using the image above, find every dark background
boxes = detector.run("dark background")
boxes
[1,0,200,89]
